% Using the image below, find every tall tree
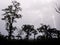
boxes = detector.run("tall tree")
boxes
[2,1,22,39]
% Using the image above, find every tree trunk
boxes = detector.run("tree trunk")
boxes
[8,23,13,40]
[26,31,29,40]
[34,34,35,40]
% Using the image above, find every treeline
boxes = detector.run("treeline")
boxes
[0,1,60,41]
[0,24,60,40]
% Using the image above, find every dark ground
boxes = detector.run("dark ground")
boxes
[0,38,60,45]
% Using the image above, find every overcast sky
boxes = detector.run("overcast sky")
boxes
[0,0,60,35]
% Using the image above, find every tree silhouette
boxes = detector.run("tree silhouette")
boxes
[16,34,22,40]
[0,32,5,40]
[48,28,60,38]
[37,24,52,39]
[21,24,34,40]
[30,29,37,40]
[2,1,22,40]
[16,29,23,40]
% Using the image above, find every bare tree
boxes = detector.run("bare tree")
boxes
[1,1,22,40]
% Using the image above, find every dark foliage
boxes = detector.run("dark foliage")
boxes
[1,1,22,40]
[21,24,35,40]
[0,1,60,43]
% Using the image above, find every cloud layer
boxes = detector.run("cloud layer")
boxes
[0,0,60,35]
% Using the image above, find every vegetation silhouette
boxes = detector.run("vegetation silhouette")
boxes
[48,28,60,38]
[37,24,50,39]
[16,29,23,40]
[21,24,35,40]
[0,1,60,43]
[36,24,60,39]
[1,1,22,40]
[0,32,5,39]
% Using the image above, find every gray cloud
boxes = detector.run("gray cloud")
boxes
[0,0,60,35]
